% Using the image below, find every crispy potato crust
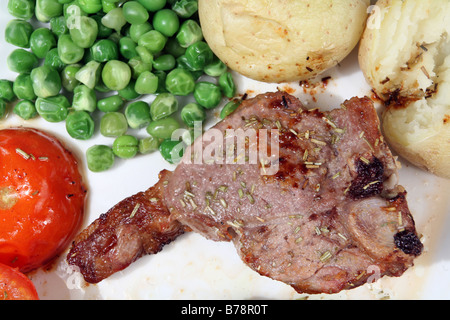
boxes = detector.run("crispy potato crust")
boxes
[199,0,369,83]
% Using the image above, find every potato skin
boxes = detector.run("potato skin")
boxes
[199,0,369,83]
[359,0,450,179]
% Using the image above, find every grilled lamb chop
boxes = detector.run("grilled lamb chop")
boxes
[67,92,422,294]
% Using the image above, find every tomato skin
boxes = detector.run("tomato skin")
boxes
[0,263,39,300]
[0,128,87,273]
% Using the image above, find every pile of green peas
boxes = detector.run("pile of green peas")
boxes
[1,0,240,172]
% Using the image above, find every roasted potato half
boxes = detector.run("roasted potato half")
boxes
[359,0,450,178]
[199,0,369,83]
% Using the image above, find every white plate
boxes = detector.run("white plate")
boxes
[0,2,449,300]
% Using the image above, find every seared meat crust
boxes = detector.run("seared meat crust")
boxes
[68,92,422,294]
[67,170,185,283]
[166,92,422,294]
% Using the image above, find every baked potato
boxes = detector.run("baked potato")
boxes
[199,0,369,83]
[359,0,450,178]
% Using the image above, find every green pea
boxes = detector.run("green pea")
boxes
[35,0,63,22]
[101,7,127,33]
[139,135,161,154]
[95,81,110,94]
[128,56,152,79]
[165,68,195,96]
[150,93,178,120]
[50,16,69,37]
[154,70,168,93]
[91,39,119,62]
[118,80,141,100]
[102,60,131,91]
[219,72,237,98]
[138,30,167,54]
[8,0,36,20]
[180,102,206,127]
[60,0,79,5]
[130,22,152,43]
[35,94,69,122]
[135,71,158,95]
[176,19,202,48]
[164,37,186,58]
[125,101,151,129]
[44,48,66,72]
[204,57,227,77]
[159,139,184,164]
[86,145,115,172]
[176,56,205,80]
[61,64,81,92]
[220,100,241,119]
[181,126,202,146]
[0,80,16,102]
[136,46,154,64]
[13,100,37,120]
[137,0,166,12]
[185,41,213,71]
[119,37,138,60]
[65,110,95,140]
[5,19,34,48]
[65,4,88,28]
[153,54,176,71]
[100,112,128,137]
[112,135,139,159]
[176,54,195,71]
[75,60,102,89]
[69,16,98,48]
[172,0,198,18]
[97,95,124,112]
[78,0,103,14]
[146,116,180,140]
[13,74,36,100]
[194,82,223,109]
[0,99,7,120]
[58,34,85,64]
[123,1,149,25]
[7,49,39,74]
[72,85,97,112]
[91,14,113,38]
[101,0,117,13]
[153,9,180,37]
[29,28,57,59]
[30,65,62,98]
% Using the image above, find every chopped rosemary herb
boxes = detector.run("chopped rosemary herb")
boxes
[219,198,227,208]
[319,251,332,262]
[129,203,140,218]
[247,193,255,204]
[311,138,327,146]
[15,148,30,160]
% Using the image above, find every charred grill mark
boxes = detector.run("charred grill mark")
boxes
[348,157,384,199]
[273,152,308,186]
[281,95,288,108]
[394,230,423,256]
[257,225,268,234]
[324,207,338,219]
[267,92,302,112]
[269,95,288,110]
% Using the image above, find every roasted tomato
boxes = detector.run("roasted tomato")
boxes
[0,263,39,300]
[0,128,87,273]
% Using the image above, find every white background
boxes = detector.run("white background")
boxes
[0,1,449,300]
